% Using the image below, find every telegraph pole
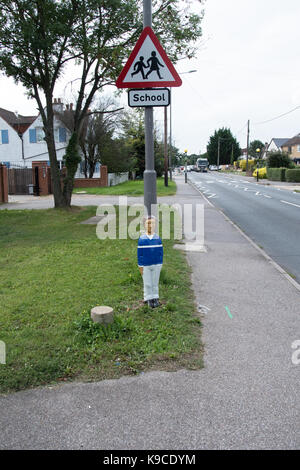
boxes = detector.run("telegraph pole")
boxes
[246,119,250,172]
[217,137,220,169]
[143,0,157,216]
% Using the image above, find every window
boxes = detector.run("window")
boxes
[54,127,66,143]
[297,145,300,153]
[0,130,9,144]
[29,128,44,143]
[36,127,45,142]
[29,129,36,143]
[59,127,66,143]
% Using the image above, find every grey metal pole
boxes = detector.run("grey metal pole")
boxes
[164,106,168,186]
[217,137,220,169]
[143,0,157,216]
[169,88,172,181]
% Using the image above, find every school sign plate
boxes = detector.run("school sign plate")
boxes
[128,88,170,107]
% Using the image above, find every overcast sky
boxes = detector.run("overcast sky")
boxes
[1,0,300,154]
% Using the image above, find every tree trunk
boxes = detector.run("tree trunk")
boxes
[63,174,74,207]
[44,96,68,207]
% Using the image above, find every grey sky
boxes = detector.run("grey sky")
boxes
[1,0,300,154]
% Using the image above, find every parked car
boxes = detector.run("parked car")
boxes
[209,165,218,171]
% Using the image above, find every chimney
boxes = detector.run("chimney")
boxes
[70,103,73,111]
[66,104,69,110]
[53,97,63,113]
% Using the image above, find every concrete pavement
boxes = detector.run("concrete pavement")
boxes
[0,176,299,449]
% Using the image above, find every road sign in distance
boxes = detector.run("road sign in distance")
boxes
[128,88,170,107]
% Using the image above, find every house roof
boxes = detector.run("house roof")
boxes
[270,138,290,148]
[0,107,36,133]
[281,134,300,147]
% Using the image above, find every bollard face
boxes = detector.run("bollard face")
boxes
[91,306,114,325]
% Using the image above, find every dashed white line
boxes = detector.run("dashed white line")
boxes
[281,200,300,208]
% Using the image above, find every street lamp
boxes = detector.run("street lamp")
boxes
[169,70,197,181]
[256,148,261,182]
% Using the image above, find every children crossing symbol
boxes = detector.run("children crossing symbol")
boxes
[116,27,182,88]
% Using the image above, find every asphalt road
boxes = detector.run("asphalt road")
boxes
[189,172,300,283]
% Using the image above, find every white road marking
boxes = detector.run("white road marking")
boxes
[207,194,217,199]
[281,200,300,208]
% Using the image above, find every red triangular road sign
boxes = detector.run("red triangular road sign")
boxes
[116,27,182,89]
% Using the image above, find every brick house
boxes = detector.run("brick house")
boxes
[281,134,300,165]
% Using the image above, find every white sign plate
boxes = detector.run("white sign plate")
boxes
[128,88,170,107]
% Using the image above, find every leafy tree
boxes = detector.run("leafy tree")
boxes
[266,151,294,169]
[58,97,124,177]
[249,140,265,158]
[0,0,204,207]
[0,0,77,207]
[207,128,241,165]
[121,110,166,177]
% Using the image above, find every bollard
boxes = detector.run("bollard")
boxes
[91,306,114,325]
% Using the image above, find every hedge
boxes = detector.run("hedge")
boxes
[285,169,300,182]
[267,167,286,181]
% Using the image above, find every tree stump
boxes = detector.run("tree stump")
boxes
[91,306,114,325]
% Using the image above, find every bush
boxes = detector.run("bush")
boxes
[266,151,294,168]
[252,167,267,179]
[267,167,286,181]
[285,169,300,182]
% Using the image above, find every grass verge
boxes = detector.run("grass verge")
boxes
[0,206,202,393]
[73,177,177,196]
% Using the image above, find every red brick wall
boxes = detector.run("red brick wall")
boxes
[0,164,8,203]
[73,166,108,188]
[32,161,51,196]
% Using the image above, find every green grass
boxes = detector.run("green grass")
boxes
[73,177,177,196]
[0,206,202,393]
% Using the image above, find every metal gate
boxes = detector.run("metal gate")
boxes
[8,168,33,195]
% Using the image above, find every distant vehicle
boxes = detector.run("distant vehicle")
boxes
[209,165,218,171]
[196,157,209,172]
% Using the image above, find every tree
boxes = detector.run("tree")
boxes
[58,97,124,177]
[121,110,165,177]
[207,128,241,165]
[0,0,204,206]
[249,140,265,158]
[0,0,78,207]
